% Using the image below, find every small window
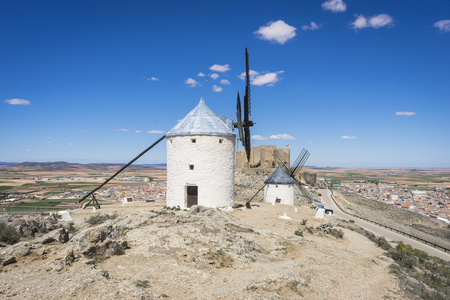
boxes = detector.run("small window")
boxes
[276,185,278,188]
[191,138,196,143]
[189,164,194,170]
[219,139,223,144]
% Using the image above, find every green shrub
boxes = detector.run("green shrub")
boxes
[387,242,450,299]
[0,222,20,245]
[376,236,391,250]
[49,213,62,224]
[301,219,307,226]
[330,228,344,239]
[66,222,77,233]
[135,280,150,288]
[294,229,303,237]
[114,244,125,255]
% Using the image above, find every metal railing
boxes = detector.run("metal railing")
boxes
[328,188,450,253]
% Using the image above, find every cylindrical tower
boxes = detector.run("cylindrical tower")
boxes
[264,166,295,205]
[166,98,235,209]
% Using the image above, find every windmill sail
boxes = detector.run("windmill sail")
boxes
[236,93,244,145]
[233,47,254,164]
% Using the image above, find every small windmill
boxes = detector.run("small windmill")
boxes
[273,148,315,203]
[244,148,312,208]
[233,47,254,164]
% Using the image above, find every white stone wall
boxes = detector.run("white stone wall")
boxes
[264,184,294,205]
[166,135,235,209]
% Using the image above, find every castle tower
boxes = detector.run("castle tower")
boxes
[264,166,295,205]
[166,98,236,209]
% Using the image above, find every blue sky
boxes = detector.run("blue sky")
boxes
[1,0,449,167]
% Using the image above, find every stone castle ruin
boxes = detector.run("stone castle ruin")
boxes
[236,145,317,186]
[236,145,290,169]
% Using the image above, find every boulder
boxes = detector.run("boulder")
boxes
[35,228,70,244]
[2,256,17,266]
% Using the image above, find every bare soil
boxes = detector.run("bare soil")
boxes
[0,201,406,299]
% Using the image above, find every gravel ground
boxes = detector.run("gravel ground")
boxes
[0,199,406,299]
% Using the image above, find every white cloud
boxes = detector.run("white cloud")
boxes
[212,85,223,92]
[115,128,129,132]
[269,134,296,140]
[135,130,142,133]
[352,14,394,30]
[197,72,206,77]
[352,15,369,29]
[251,135,268,140]
[302,22,320,31]
[147,77,159,81]
[220,79,230,85]
[210,73,219,80]
[254,20,297,45]
[369,14,394,29]
[395,111,416,116]
[322,0,347,13]
[434,20,450,32]
[341,136,357,139]
[5,98,31,105]
[67,143,75,146]
[253,73,280,86]
[25,149,32,152]
[209,64,230,72]
[238,70,260,81]
[147,130,165,134]
[240,70,284,86]
[185,78,199,87]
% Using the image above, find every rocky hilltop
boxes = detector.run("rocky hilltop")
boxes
[0,200,405,299]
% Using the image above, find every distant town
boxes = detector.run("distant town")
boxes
[335,183,450,224]
[2,176,167,206]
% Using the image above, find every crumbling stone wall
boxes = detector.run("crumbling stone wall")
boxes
[236,145,289,169]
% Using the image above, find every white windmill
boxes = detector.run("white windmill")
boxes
[165,98,236,209]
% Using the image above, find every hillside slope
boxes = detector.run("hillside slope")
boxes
[0,202,404,299]
[334,190,450,250]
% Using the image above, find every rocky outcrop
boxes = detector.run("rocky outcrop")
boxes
[10,216,70,238]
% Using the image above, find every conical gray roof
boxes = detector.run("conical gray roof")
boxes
[166,98,235,137]
[264,166,295,185]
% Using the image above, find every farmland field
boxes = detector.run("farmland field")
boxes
[0,162,167,211]
[308,167,450,188]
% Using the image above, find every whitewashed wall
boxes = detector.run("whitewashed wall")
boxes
[264,184,294,205]
[166,135,235,209]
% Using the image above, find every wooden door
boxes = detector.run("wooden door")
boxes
[186,186,198,208]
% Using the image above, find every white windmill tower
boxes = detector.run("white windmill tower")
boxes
[77,48,252,210]
[166,98,236,209]
[264,166,295,205]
